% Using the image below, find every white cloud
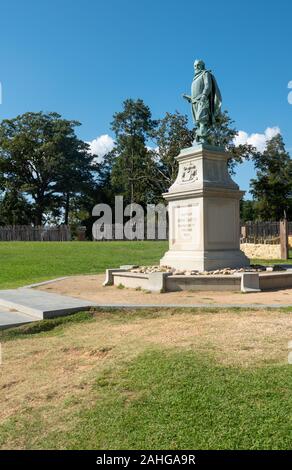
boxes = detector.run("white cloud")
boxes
[87,134,115,160]
[233,126,281,152]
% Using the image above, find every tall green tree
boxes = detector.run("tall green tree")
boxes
[240,199,257,222]
[95,150,118,206]
[152,110,259,196]
[154,111,193,190]
[55,139,96,225]
[250,134,292,220]
[110,99,157,205]
[208,111,259,174]
[66,154,116,240]
[0,189,32,225]
[0,112,94,225]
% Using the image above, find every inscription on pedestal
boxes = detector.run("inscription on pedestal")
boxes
[177,208,192,240]
[172,203,200,247]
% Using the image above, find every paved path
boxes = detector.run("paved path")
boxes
[0,288,98,328]
[0,286,290,330]
[0,306,36,329]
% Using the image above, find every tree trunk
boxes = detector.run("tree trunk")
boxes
[35,198,44,226]
[64,192,70,225]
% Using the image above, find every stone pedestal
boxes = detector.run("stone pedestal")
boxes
[160,144,250,271]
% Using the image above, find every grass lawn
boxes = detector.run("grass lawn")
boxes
[0,242,291,449]
[0,307,291,450]
[0,241,291,289]
[0,241,168,289]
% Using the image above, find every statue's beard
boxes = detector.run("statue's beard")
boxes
[194,69,204,78]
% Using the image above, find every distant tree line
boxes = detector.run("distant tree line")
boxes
[0,101,291,233]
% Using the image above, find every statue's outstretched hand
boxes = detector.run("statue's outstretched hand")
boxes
[182,93,191,102]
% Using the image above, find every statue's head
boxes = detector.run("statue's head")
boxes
[194,59,205,73]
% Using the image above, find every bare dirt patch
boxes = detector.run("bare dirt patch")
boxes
[37,274,292,306]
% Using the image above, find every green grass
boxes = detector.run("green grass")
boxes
[0,241,167,289]
[1,344,291,449]
[62,350,291,450]
[254,251,292,265]
[0,241,291,450]
[0,308,291,450]
[0,241,291,289]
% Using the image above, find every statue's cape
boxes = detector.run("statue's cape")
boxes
[208,70,222,122]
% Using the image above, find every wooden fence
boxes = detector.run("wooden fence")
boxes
[240,221,282,244]
[0,221,290,244]
[240,220,290,258]
[0,225,71,242]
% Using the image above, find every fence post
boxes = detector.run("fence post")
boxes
[77,226,86,241]
[280,218,288,259]
[241,225,247,239]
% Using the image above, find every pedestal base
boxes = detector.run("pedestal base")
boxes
[160,144,250,272]
[160,249,250,272]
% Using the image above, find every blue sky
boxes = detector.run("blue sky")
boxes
[0,0,291,195]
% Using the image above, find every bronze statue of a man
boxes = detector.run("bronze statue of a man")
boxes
[183,59,222,143]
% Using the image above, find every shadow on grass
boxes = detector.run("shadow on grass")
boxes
[21,348,291,450]
[68,350,292,450]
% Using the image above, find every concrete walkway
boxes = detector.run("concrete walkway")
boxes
[0,306,37,329]
[0,283,291,330]
[0,288,98,328]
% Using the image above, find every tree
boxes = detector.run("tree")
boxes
[250,134,292,220]
[152,110,258,197]
[207,111,259,174]
[154,111,193,190]
[110,99,158,205]
[240,199,257,222]
[66,154,116,240]
[54,137,96,225]
[0,112,95,225]
[95,150,120,206]
[0,189,32,225]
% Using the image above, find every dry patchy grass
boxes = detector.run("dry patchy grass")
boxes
[0,307,291,449]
